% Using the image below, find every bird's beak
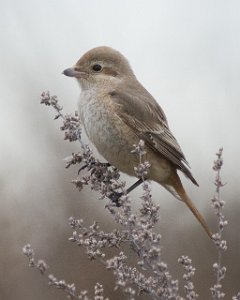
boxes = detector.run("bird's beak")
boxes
[62,67,86,78]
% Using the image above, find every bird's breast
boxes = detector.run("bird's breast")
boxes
[78,89,137,174]
[78,89,118,143]
[78,89,172,182]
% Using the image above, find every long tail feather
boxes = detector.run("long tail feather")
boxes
[168,174,212,239]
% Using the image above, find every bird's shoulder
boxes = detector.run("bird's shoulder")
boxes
[109,79,168,131]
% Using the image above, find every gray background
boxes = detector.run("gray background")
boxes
[1,0,239,299]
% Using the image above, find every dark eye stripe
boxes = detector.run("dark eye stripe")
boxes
[103,67,118,77]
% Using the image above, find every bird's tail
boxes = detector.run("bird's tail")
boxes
[166,173,212,239]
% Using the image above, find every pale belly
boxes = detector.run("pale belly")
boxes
[78,90,172,182]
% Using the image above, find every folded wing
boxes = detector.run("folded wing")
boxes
[109,80,198,186]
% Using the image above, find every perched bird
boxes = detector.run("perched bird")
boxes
[63,46,212,238]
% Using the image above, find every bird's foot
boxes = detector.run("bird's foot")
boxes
[108,191,123,207]
[78,162,111,174]
[108,178,144,207]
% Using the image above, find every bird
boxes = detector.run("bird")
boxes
[63,46,212,238]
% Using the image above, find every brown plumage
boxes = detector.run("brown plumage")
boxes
[63,46,212,239]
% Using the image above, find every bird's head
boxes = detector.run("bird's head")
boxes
[63,46,135,89]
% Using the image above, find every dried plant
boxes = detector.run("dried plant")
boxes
[178,256,198,299]
[22,92,239,300]
[210,148,227,299]
[23,242,108,300]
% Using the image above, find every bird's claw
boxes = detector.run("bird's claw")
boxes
[78,164,88,174]
[78,162,111,175]
[108,191,123,207]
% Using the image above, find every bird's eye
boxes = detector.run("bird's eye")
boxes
[92,64,102,72]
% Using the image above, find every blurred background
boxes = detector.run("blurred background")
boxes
[1,0,239,299]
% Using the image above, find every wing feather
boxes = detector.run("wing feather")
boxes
[109,80,198,185]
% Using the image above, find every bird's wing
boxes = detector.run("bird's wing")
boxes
[110,80,198,185]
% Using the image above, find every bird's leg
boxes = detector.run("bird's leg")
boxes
[126,178,143,194]
[109,178,143,207]
[78,162,111,174]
